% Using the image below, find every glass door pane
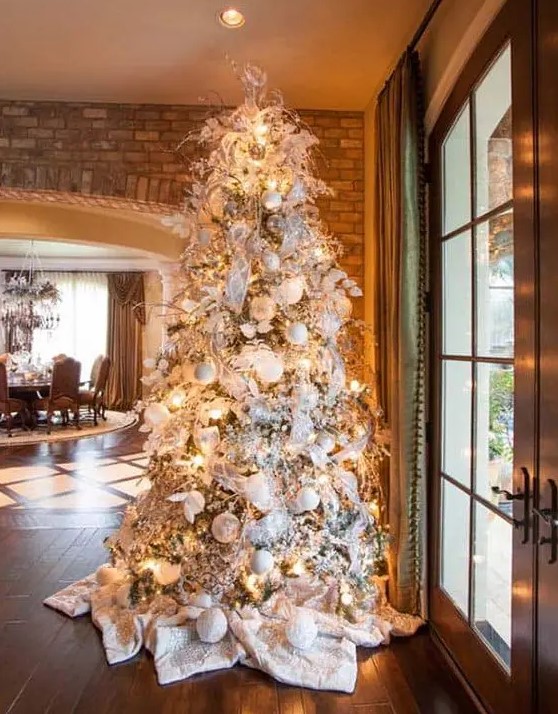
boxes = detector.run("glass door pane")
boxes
[442,104,471,234]
[443,230,472,356]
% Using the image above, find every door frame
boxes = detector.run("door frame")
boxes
[427,1,537,712]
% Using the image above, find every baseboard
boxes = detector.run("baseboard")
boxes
[429,625,489,714]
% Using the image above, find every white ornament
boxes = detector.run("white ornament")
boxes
[244,472,272,511]
[144,403,171,428]
[285,609,318,650]
[261,189,283,211]
[194,362,216,385]
[153,560,182,586]
[197,227,212,246]
[96,564,125,587]
[115,583,131,608]
[183,490,205,524]
[262,250,281,272]
[250,549,274,575]
[277,276,304,305]
[189,591,212,609]
[317,432,336,454]
[211,512,241,544]
[286,322,308,345]
[295,486,321,513]
[255,353,284,384]
[250,296,276,323]
[196,426,220,455]
[287,178,306,204]
[240,323,257,339]
[196,607,228,643]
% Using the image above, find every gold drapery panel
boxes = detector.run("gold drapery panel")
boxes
[373,50,427,615]
[106,272,145,411]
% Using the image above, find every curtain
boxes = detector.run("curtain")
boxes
[106,272,145,411]
[33,272,108,379]
[373,50,427,615]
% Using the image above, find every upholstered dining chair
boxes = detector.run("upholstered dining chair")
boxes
[0,362,28,437]
[78,356,111,425]
[80,354,103,389]
[33,357,81,434]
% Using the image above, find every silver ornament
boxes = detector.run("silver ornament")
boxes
[211,512,241,544]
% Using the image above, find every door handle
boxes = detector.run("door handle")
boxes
[491,466,531,544]
[533,478,558,564]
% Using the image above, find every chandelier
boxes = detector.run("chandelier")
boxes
[1,242,61,354]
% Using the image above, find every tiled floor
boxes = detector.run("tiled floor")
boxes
[0,440,149,511]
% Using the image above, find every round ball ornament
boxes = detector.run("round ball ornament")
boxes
[286,322,308,345]
[262,251,281,272]
[285,609,318,650]
[153,560,182,586]
[266,214,285,235]
[250,549,274,575]
[278,276,304,305]
[250,296,276,323]
[190,591,212,609]
[261,190,283,212]
[255,353,284,384]
[196,607,228,643]
[194,362,216,385]
[295,486,321,513]
[96,564,125,587]
[211,512,241,544]
[144,403,171,428]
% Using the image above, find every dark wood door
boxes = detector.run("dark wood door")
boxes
[535,1,558,712]
[429,2,536,712]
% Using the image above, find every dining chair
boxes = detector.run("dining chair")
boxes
[80,354,103,389]
[78,356,111,425]
[33,357,82,434]
[0,362,29,437]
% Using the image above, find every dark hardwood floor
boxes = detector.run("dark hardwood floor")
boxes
[0,427,478,714]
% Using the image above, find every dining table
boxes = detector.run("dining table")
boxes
[6,374,51,428]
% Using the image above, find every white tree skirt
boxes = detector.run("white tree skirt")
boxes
[44,571,422,693]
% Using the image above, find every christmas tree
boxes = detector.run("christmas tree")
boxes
[46,65,419,692]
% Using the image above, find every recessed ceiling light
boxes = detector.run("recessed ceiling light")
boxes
[218,8,245,29]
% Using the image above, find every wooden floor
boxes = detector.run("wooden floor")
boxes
[0,427,478,714]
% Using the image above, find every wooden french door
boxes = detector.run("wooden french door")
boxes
[429,1,537,712]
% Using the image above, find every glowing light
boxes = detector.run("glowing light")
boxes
[245,574,259,593]
[350,379,362,393]
[208,408,223,420]
[218,8,245,28]
[298,357,312,370]
[369,501,380,519]
[266,178,278,190]
[169,389,186,409]
[290,560,305,576]
[141,559,158,572]
[254,123,269,138]
[192,454,204,468]
[340,592,353,606]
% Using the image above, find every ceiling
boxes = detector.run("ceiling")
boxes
[0,0,432,110]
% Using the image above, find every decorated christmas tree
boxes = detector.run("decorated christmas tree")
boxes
[46,65,420,693]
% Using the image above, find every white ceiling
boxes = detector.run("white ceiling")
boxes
[0,0,432,110]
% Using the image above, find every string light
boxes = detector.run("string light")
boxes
[350,379,362,393]
[290,560,305,576]
[192,454,204,468]
[340,592,353,606]
[208,408,223,420]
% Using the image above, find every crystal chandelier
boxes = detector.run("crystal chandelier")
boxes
[1,242,61,354]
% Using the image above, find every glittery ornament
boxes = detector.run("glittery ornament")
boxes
[286,322,308,345]
[255,353,284,384]
[211,512,241,544]
[194,362,216,385]
[144,403,171,428]
[190,591,212,609]
[196,607,228,643]
[250,296,276,323]
[153,560,181,586]
[262,250,281,272]
[287,178,306,204]
[250,549,274,575]
[285,608,318,650]
[244,472,272,511]
[276,276,304,305]
[261,190,282,211]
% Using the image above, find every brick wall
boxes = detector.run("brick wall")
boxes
[0,100,364,303]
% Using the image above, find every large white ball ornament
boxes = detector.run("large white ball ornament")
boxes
[317,432,336,454]
[255,354,284,384]
[261,190,283,212]
[96,564,125,587]
[153,560,182,586]
[144,403,171,428]
[250,296,276,323]
[262,250,281,272]
[250,549,274,575]
[194,362,216,385]
[278,277,304,305]
[295,487,321,513]
[286,322,308,345]
[211,513,241,544]
[285,609,318,650]
[244,472,272,510]
[196,607,228,643]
